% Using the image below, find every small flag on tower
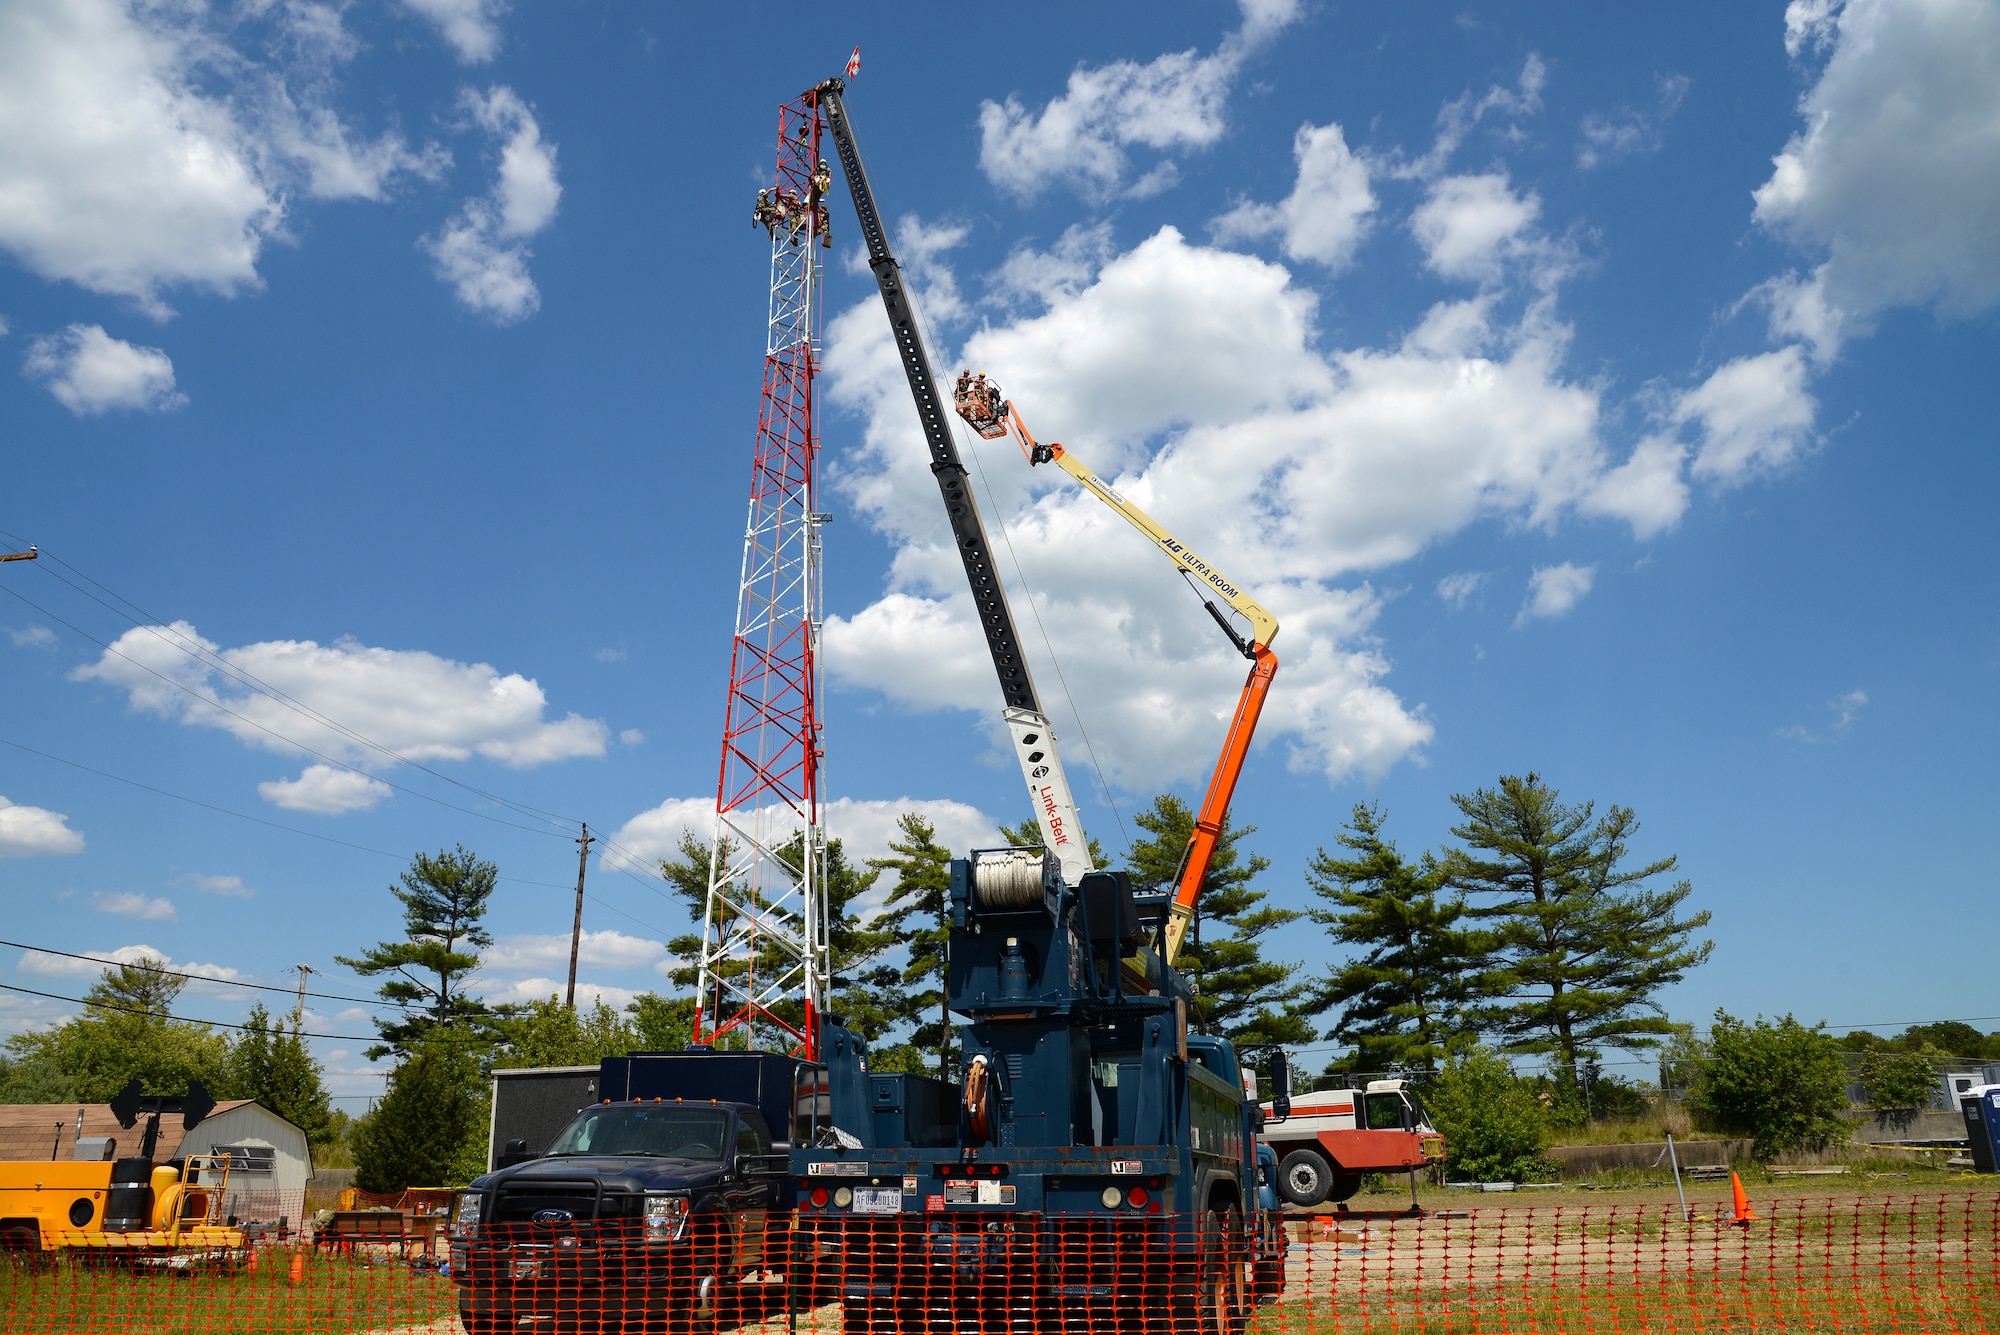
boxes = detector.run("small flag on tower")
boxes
[846,47,862,80]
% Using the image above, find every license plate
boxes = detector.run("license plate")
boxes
[852,1188,901,1214]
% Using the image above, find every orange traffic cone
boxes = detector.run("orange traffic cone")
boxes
[1729,1172,1757,1227]
[246,1247,259,1273]
[289,1249,304,1284]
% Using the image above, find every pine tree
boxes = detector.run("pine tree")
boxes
[228,1003,334,1146]
[352,1037,488,1191]
[1443,773,1713,1080]
[870,814,955,1076]
[1304,803,1476,1072]
[1123,794,1313,1047]
[657,831,893,1048]
[337,845,498,1059]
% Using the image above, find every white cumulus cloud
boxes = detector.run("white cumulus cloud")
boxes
[0,0,441,317]
[1517,562,1597,625]
[1411,173,1542,284]
[600,796,1001,876]
[1676,347,1818,485]
[19,943,246,998]
[1211,122,1378,271]
[177,873,254,898]
[484,930,666,976]
[258,764,391,814]
[422,86,560,324]
[400,0,508,64]
[1752,0,2000,357]
[1436,572,1489,611]
[977,0,1301,203]
[94,891,177,921]
[820,212,1680,785]
[7,625,58,650]
[72,622,608,805]
[0,796,85,858]
[23,325,185,415]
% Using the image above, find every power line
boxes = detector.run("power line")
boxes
[0,583,575,844]
[3,535,580,831]
[0,938,399,1008]
[0,735,682,942]
[0,981,378,1042]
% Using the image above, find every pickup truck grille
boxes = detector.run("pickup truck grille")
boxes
[492,1182,639,1223]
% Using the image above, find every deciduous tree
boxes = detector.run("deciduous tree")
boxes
[352,1036,488,1191]
[5,958,232,1102]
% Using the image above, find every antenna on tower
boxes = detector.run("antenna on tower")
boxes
[692,87,832,1059]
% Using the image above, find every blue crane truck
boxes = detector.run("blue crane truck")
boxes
[792,850,1290,1335]
[789,75,1291,1335]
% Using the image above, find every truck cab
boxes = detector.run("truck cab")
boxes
[1258,1077,1444,1208]
[451,1098,791,1333]
[454,1050,829,1334]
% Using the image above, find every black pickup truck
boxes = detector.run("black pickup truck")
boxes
[449,1050,843,1334]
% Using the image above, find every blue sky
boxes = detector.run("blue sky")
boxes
[3,0,1997,1103]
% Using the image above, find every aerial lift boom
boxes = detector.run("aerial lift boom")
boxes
[953,379,1280,966]
[814,80,1093,886]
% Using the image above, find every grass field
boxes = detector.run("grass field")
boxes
[4,1185,1994,1335]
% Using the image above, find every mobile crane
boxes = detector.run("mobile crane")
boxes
[950,380,1277,969]
[795,75,1288,1335]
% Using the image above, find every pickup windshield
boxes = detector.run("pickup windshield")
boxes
[545,1107,730,1160]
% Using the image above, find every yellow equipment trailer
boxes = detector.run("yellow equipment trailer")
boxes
[0,1080,245,1256]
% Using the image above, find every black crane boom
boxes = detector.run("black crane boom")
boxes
[815,79,1038,714]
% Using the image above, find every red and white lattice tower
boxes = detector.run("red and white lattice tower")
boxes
[693,91,830,1058]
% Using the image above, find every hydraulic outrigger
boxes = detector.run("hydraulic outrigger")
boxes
[952,376,1280,966]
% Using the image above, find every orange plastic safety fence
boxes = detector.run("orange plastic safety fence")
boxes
[1,1193,1994,1334]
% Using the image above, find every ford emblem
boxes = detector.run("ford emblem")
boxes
[532,1208,574,1224]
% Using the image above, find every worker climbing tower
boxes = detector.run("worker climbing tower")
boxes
[693,91,831,1058]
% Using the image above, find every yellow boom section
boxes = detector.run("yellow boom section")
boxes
[952,372,1281,966]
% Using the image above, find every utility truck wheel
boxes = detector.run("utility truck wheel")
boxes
[1327,1171,1363,1204]
[1197,1206,1248,1335]
[1277,1150,1332,1207]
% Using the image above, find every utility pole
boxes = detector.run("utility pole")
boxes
[0,546,35,563]
[293,964,312,1029]
[567,824,594,1009]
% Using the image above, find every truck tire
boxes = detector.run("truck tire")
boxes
[1276,1149,1332,1207]
[1199,1206,1248,1335]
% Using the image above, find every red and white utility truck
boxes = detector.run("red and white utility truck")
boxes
[1258,1079,1446,1206]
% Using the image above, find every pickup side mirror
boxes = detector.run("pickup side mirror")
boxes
[1269,1050,1291,1121]
[735,1153,790,1179]
[499,1138,532,1168]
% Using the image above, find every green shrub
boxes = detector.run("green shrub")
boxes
[1427,1043,1558,1181]
[1691,1010,1849,1159]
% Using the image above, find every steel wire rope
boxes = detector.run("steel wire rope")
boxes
[0,736,680,943]
[888,249,1131,856]
[0,530,579,831]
